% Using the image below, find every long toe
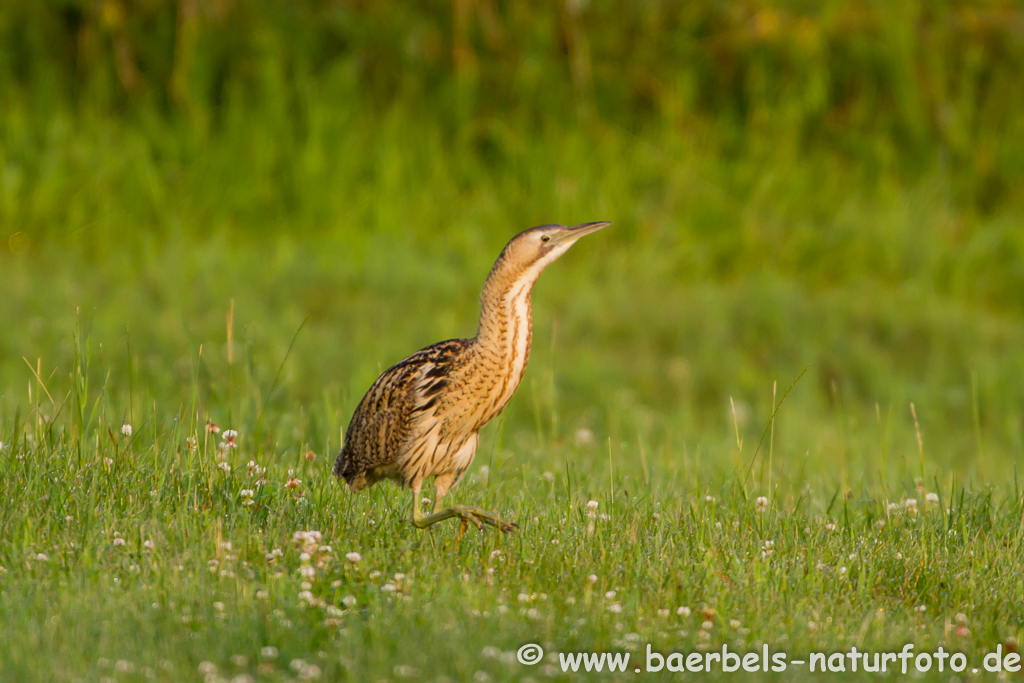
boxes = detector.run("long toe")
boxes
[496,518,519,534]
[475,509,518,534]
[460,510,485,530]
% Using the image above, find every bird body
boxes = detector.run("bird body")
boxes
[334,222,610,532]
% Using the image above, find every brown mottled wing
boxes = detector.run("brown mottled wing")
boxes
[334,338,471,488]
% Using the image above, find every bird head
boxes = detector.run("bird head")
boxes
[497,222,611,275]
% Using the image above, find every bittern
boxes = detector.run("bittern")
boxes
[333,222,610,533]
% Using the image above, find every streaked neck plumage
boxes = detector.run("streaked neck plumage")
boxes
[471,246,567,418]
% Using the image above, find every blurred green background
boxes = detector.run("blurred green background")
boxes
[2,0,1023,483]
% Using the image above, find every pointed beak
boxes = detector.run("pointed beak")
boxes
[554,221,611,245]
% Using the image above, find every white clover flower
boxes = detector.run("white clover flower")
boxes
[143,539,156,551]
[825,522,836,531]
[705,495,715,504]
[756,496,768,511]
[121,424,132,437]
[381,583,397,592]
[113,537,127,547]
[260,646,278,659]
[925,492,939,504]
[297,664,321,680]
[574,428,595,446]
[677,606,691,617]
[218,462,231,473]
[346,552,362,563]
[607,603,622,613]
[342,595,357,607]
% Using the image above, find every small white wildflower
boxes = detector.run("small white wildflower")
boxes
[260,646,278,659]
[342,595,357,607]
[298,663,321,680]
[574,428,595,446]
[113,537,127,547]
[925,492,939,504]
[218,461,231,474]
[825,522,836,532]
[756,496,768,511]
[143,539,156,551]
[677,606,691,617]
[607,604,622,613]
[121,424,132,437]
[346,552,361,564]
[904,498,918,513]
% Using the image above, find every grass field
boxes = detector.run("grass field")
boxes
[3,1,1024,681]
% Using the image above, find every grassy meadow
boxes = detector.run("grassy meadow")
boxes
[2,1,1024,680]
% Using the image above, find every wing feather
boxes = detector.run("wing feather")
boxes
[334,338,471,488]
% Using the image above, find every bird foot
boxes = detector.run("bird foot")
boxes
[449,505,519,534]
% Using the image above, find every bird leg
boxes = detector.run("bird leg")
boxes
[410,490,518,534]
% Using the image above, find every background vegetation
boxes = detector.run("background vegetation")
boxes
[1,1,1023,680]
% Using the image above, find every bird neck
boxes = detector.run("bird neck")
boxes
[474,262,538,364]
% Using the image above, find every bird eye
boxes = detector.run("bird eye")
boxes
[541,235,551,243]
